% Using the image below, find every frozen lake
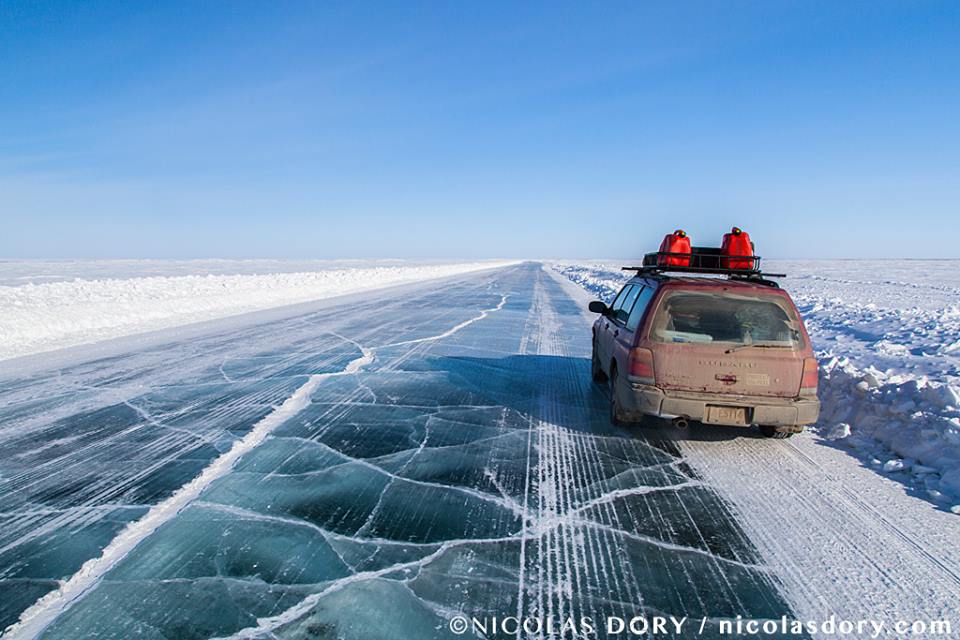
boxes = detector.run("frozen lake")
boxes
[2,263,957,639]
[0,263,796,639]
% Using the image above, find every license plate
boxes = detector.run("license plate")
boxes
[705,405,749,426]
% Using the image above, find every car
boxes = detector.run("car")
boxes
[589,236,819,439]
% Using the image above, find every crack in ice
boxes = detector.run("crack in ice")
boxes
[383,295,509,348]
[577,519,771,572]
[3,341,375,640]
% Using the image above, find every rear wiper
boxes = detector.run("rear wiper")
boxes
[724,342,792,354]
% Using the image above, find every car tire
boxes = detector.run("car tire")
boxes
[609,366,627,426]
[591,340,607,383]
[759,425,793,439]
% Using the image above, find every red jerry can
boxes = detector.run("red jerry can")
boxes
[720,227,755,270]
[658,230,691,266]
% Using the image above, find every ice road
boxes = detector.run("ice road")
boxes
[0,263,957,639]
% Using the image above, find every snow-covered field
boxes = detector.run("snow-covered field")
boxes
[0,259,518,362]
[552,260,960,512]
[0,259,445,286]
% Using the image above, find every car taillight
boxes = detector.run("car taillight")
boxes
[800,357,818,396]
[628,348,655,385]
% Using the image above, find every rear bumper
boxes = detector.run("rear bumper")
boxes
[619,382,820,428]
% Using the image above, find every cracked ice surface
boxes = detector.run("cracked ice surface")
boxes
[1,264,801,639]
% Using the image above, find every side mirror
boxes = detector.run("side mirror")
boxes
[588,301,609,315]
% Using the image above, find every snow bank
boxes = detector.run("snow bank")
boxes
[550,263,627,304]
[552,260,960,511]
[0,261,518,362]
[817,356,960,499]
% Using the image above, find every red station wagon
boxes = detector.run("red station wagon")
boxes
[589,235,820,438]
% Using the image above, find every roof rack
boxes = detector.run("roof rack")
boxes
[621,247,785,284]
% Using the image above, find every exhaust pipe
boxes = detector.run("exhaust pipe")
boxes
[672,416,689,429]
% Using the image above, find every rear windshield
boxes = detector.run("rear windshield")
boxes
[648,290,805,349]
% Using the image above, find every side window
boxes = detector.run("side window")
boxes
[626,286,656,331]
[613,285,642,324]
[608,285,632,310]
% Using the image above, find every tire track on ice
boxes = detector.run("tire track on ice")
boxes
[784,440,960,587]
[680,433,960,633]
[516,269,648,638]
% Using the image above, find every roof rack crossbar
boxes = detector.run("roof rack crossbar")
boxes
[622,248,785,281]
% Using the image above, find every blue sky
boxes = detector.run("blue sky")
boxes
[1,1,958,259]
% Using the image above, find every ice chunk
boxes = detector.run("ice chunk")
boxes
[882,459,905,473]
[823,423,851,440]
